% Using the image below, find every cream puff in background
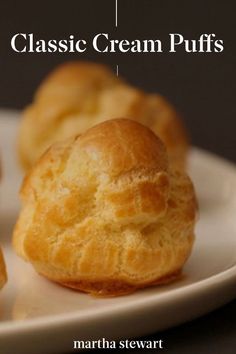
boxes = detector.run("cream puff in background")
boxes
[18,61,188,171]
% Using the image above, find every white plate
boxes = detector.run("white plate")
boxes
[0,110,236,354]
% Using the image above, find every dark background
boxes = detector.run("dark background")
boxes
[0,0,236,353]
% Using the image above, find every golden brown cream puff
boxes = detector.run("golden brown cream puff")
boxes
[14,119,197,296]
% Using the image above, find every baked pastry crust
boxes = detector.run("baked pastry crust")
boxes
[0,248,7,290]
[0,165,7,290]
[18,61,188,170]
[13,119,197,296]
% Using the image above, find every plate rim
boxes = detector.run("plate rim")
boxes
[0,261,236,335]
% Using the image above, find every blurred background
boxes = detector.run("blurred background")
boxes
[0,0,235,162]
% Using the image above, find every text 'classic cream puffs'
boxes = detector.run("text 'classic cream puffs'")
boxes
[13,119,197,296]
[18,61,188,171]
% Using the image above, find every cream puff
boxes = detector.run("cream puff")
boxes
[13,119,197,296]
[18,61,188,170]
[0,164,7,290]
[0,248,7,290]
